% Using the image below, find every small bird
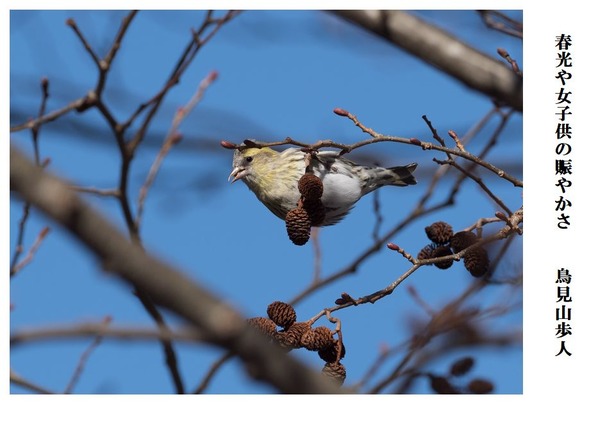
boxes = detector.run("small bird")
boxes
[229,146,417,226]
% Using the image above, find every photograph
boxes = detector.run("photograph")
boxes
[4,4,595,431]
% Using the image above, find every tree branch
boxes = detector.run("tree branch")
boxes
[10,146,345,394]
[331,10,522,111]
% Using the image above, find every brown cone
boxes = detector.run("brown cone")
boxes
[322,362,346,387]
[450,231,477,252]
[432,245,454,269]
[302,198,326,226]
[285,207,311,245]
[275,321,311,350]
[246,317,277,338]
[298,173,324,201]
[425,221,454,245]
[464,247,489,277]
[266,301,297,330]
[300,326,335,351]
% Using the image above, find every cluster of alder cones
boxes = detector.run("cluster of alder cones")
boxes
[247,301,346,387]
[285,173,326,246]
[417,221,490,277]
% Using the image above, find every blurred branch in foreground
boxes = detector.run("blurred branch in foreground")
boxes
[331,10,523,111]
[10,146,345,394]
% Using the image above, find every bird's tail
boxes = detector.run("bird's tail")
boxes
[388,162,418,186]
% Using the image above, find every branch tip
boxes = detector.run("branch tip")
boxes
[387,242,400,251]
[220,140,238,150]
[207,70,219,83]
[333,107,349,117]
[495,211,509,222]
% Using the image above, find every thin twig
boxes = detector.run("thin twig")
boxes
[407,285,436,317]
[433,157,513,216]
[478,10,523,39]
[422,114,447,147]
[63,316,112,393]
[66,18,102,67]
[123,11,238,148]
[497,48,522,76]
[460,105,499,146]
[333,107,381,138]
[11,321,207,346]
[10,96,94,132]
[10,201,32,276]
[70,186,121,197]
[192,352,234,394]
[10,227,51,277]
[10,78,51,276]
[136,70,219,227]
[10,369,55,394]
[104,11,138,66]
[31,77,49,165]
[311,227,323,284]
[371,190,383,242]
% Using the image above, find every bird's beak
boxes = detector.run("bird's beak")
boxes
[228,167,245,183]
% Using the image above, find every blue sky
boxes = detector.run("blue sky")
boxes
[9,9,523,394]
[6,4,599,430]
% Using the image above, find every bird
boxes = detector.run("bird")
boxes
[229,146,417,226]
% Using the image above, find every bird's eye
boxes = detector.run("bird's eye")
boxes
[246,156,253,162]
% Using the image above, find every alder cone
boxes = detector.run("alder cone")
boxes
[425,221,454,245]
[464,247,489,277]
[468,379,494,394]
[246,317,277,338]
[417,244,435,262]
[450,357,475,377]
[450,231,477,252]
[429,374,459,394]
[432,245,454,269]
[276,321,311,350]
[302,198,326,226]
[266,301,297,330]
[322,362,346,386]
[300,326,335,351]
[298,173,324,201]
[318,341,346,363]
[285,207,311,245]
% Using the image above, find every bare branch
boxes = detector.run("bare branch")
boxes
[10,78,51,277]
[10,146,345,394]
[136,70,219,228]
[10,369,55,394]
[192,352,234,394]
[478,10,523,39]
[331,10,522,111]
[70,186,121,197]
[63,316,112,394]
[237,108,523,188]
[11,321,205,346]
[10,226,51,277]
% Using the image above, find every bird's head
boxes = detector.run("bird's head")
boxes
[228,146,278,183]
